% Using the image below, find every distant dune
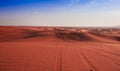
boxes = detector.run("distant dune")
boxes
[0,26,120,71]
[0,26,120,43]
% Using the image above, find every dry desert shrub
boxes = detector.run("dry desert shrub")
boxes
[55,31,92,41]
[22,29,44,38]
[113,36,120,41]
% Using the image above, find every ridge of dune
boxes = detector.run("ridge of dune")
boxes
[54,29,120,43]
[0,26,120,43]
[88,32,120,43]
[0,26,45,42]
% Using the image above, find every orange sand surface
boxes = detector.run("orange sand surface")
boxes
[0,26,120,71]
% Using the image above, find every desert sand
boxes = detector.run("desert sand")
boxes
[0,26,120,71]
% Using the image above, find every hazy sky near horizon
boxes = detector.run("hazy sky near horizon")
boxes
[0,0,120,27]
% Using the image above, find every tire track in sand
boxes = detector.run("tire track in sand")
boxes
[75,47,99,71]
[91,47,120,57]
[86,47,120,62]
[84,48,120,70]
[53,45,62,71]
[59,46,62,71]
[85,44,120,56]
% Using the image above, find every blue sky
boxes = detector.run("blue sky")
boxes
[0,0,95,12]
[0,0,92,6]
[0,0,69,7]
[1,0,120,13]
[0,0,120,26]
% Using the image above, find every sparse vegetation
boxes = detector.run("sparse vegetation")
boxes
[114,36,120,41]
[22,29,44,38]
[55,31,92,41]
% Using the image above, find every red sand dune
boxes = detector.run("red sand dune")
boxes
[0,26,120,71]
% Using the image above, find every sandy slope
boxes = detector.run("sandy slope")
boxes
[0,26,120,71]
